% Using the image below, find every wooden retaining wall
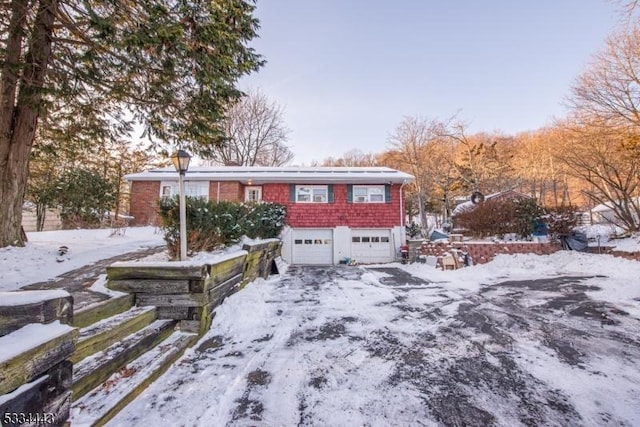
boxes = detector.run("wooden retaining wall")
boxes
[106,240,282,335]
[0,239,282,426]
[0,290,76,427]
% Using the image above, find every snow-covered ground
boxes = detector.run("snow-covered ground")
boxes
[0,226,165,291]
[106,250,640,427]
[3,226,640,425]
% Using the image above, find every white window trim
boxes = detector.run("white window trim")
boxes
[353,185,385,203]
[295,185,328,203]
[159,181,209,200]
[245,186,263,202]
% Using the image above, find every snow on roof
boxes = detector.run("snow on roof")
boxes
[125,166,415,184]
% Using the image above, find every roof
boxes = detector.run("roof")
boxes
[125,166,415,185]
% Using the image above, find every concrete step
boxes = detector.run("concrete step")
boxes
[70,306,157,364]
[70,330,198,426]
[72,319,176,401]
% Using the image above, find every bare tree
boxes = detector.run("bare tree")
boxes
[386,116,458,234]
[205,90,293,166]
[559,121,640,232]
[568,25,640,129]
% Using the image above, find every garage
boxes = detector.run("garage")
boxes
[291,229,333,265]
[351,229,393,264]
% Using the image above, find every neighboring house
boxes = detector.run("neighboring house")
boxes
[590,197,640,225]
[125,166,414,265]
[21,202,62,232]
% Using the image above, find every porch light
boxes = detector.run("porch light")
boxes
[170,150,191,261]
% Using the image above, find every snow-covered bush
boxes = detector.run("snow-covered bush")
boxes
[158,197,286,258]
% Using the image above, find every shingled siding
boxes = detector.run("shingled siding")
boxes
[262,183,403,228]
[129,181,405,228]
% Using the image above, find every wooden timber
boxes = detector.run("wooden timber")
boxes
[0,291,73,336]
[72,319,175,400]
[106,263,207,281]
[73,294,133,329]
[0,325,77,396]
[0,361,72,427]
[71,306,157,364]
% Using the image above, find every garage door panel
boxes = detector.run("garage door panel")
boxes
[351,229,392,264]
[292,229,333,265]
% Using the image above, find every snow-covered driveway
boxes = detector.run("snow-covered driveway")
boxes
[110,263,640,427]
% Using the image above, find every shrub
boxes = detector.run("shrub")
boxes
[544,205,581,241]
[454,197,544,239]
[158,197,286,258]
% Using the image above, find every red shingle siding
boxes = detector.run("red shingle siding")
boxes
[129,181,161,225]
[262,183,403,228]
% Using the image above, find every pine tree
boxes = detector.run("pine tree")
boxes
[0,0,263,246]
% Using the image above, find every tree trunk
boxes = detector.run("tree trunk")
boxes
[0,0,57,247]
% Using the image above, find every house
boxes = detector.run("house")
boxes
[125,166,415,265]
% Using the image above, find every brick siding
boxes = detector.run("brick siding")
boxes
[129,181,161,225]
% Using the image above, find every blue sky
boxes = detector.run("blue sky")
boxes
[239,1,619,165]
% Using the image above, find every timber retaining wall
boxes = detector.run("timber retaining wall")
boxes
[0,239,282,425]
[106,239,282,334]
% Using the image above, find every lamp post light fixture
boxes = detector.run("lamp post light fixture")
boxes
[170,150,191,261]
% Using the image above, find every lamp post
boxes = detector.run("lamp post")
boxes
[170,150,191,261]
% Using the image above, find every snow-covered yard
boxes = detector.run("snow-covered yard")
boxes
[106,252,640,427]
[2,226,640,425]
[0,226,165,292]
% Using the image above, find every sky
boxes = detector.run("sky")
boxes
[238,0,620,165]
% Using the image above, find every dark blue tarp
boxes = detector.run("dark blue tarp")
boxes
[430,230,449,241]
[559,232,588,251]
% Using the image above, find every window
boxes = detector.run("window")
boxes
[353,185,385,203]
[245,186,262,202]
[296,185,328,203]
[159,181,209,200]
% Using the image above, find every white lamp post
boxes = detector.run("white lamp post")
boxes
[170,150,191,261]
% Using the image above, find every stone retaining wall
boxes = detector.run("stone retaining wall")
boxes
[420,241,562,264]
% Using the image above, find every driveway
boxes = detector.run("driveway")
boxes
[109,265,640,427]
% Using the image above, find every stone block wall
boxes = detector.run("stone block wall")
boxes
[421,241,562,264]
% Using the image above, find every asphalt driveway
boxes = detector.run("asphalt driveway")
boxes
[110,265,640,427]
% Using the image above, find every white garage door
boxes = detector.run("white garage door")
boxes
[351,229,393,264]
[291,229,333,265]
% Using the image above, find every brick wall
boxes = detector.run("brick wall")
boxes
[209,181,243,202]
[262,183,404,228]
[129,181,161,225]
[421,241,562,264]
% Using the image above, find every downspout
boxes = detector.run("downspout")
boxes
[217,182,221,202]
[399,180,407,227]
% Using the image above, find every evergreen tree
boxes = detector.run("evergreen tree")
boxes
[0,0,263,246]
